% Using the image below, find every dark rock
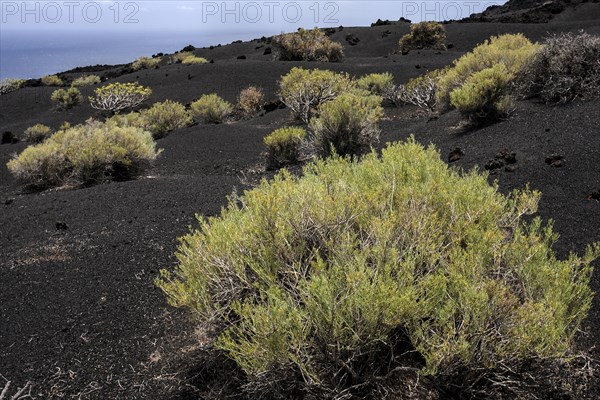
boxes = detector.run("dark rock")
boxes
[255,45,264,50]
[485,158,504,170]
[381,30,392,38]
[181,45,196,52]
[496,149,517,164]
[545,154,565,168]
[415,65,422,69]
[56,221,68,231]
[237,55,247,60]
[371,19,392,27]
[448,148,464,163]
[263,47,272,55]
[187,74,193,80]
[324,28,337,36]
[398,17,411,23]
[1,131,18,144]
[447,43,454,49]
[587,191,600,201]
[232,40,242,44]
[505,165,517,172]
[401,49,409,55]
[209,59,215,64]
[263,100,285,113]
[345,34,360,46]
[4,198,14,205]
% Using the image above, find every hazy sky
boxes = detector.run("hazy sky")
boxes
[1,1,504,33]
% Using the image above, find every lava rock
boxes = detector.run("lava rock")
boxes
[1,131,18,144]
[263,47,272,55]
[237,55,247,60]
[56,221,68,231]
[545,154,565,168]
[448,148,464,163]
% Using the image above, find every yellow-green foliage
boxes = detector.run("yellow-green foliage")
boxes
[157,138,597,397]
[71,75,101,87]
[264,126,306,167]
[139,100,193,138]
[190,94,233,124]
[51,87,82,110]
[356,72,395,96]
[181,56,208,64]
[399,21,446,51]
[278,67,354,123]
[41,74,63,86]
[238,86,265,116]
[23,124,52,143]
[132,56,161,71]
[171,51,208,65]
[273,28,344,62]
[450,64,514,121]
[437,34,539,110]
[7,119,160,188]
[309,92,383,157]
[0,78,25,95]
[89,82,152,113]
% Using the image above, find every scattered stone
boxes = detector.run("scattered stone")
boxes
[381,30,392,38]
[401,49,409,55]
[505,165,517,172]
[324,28,336,36]
[371,18,392,27]
[447,43,454,49]
[181,45,196,52]
[545,154,565,168]
[545,127,550,132]
[263,47,272,55]
[4,198,14,205]
[232,40,242,44]
[345,34,360,46]
[237,55,247,59]
[1,131,18,144]
[263,100,285,113]
[448,148,464,163]
[209,59,215,64]
[415,65,422,69]
[56,221,68,231]
[209,45,215,50]
[187,74,192,80]
[587,191,600,201]
[485,158,504,170]
[496,149,517,164]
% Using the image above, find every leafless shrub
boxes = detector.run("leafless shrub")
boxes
[0,376,32,400]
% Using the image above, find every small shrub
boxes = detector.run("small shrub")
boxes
[89,82,152,113]
[41,74,63,86]
[181,56,209,65]
[7,119,160,188]
[450,65,514,122]
[391,68,447,111]
[356,73,395,96]
[139,100,193,138]
[71,75,101,87]
[171,51,208,65]
[309,92,383,158]
[238,86,265,116]
[156,138,598,398]
[399,22,446,52]
[264,126,306,167]
[278,67,354,123]
[107,111,144,129]
[273,28,344,62]
[518,32,600,103]
[23,124,52,143]
[436,34,539,110]
[190,94,233,124]
[132,56,161,71]
[51,87,82,110]
[0,78,25,95]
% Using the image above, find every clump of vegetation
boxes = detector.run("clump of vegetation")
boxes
[132,56,161,71]
[89,82,152,113]
[23,124,52,143]
[71,75,101,87]
[273,28,344,62]
[399,21,446,52]
[389,68,448,111]
[264,126,306,167]
[41,74,63,86]
[279,67,354,123]
[190,94,233,124]
[139,100,193,138]
[0,78,25,95]
[309,92,383,157]
[237,86,265,116]
[450,64,514,122]
[171,51,208,65]
[436,33,539,111]
[157,138,598,399]
[356,73,395,96]
[51,87,82,110]
[7,119,160,188]
[518,32,600,103]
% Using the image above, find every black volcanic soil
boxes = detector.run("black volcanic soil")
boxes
[1,10,600,399]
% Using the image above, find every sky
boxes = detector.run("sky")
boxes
[0,1,505,78]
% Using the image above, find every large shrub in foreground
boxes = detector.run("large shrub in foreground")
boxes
[309,92,383,157]
[436,34,539,110]
[7,119,159,188]
[518,32,600,103]
[279,67,353,123]
[157,139,597,398]
[273,28,344,62]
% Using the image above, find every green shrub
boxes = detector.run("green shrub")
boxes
[171,51,208,65]
[278,67,354,123]
[399,22,446,52]
[356,73,395,96]
[89,82,152,113]
[71,75,101,87]
[157,138,597,398]
[437,34,539,110]
[190,94,233,124]
[181,56,208,65]
[273,28,344,62]
[132,56,161,71]
[23,124,52,143]
[518,32,600,103]
[264,126,306,167]
[51,87,82,110]
[0,78,25,95]
[309,92,383,157]
[7,119,160,188]
[41,74,63,86]
[450,64,514,121]
[238,86,265,116]
[139,100,193,138]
